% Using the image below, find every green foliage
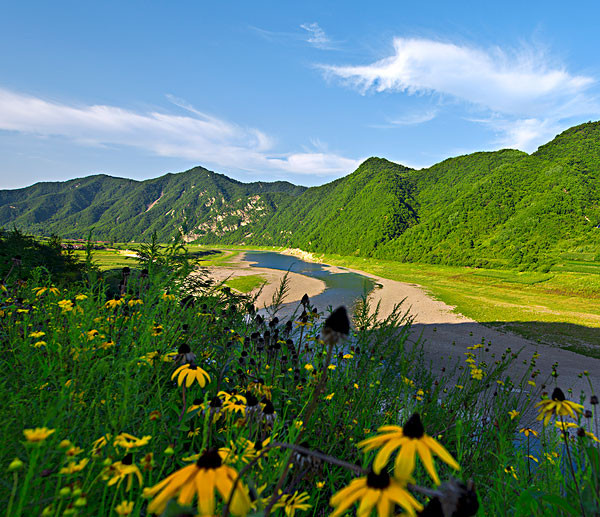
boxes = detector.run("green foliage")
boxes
[2,122,600,269]
[0,229,85,284]
[1,246,598,516]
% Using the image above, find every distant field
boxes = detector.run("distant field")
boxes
[66,242,600,355]
[316,253,600,356]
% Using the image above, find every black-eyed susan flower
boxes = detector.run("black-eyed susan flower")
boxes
[145,448,251,516]
[60,458,89,475]
[518,428,538,438]
[358,413,459,485]
[114,500,134,515]
[536,388,584,426]
[508,410,520,420]
[105,298,123,310]
[113,433,151,449]
[223,394,247,416]
[330,469,422,516]
[273,491,312,516]
[172,364,211,388]
[105,454,143,491]
[174,343,196,365]
[23,427,55,443]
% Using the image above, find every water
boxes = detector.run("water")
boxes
[243,251,375,314]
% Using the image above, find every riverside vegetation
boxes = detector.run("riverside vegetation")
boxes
[0,234,599,516]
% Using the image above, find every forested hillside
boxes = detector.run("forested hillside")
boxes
[2,121,600,269]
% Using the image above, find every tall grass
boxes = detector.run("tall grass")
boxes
[0,241,598,516]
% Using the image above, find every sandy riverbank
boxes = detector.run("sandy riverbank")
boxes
[276,248,599,411]
[202,252,326,310]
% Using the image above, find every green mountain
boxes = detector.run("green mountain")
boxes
[2,121,600,269]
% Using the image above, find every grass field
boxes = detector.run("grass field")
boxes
[69,243,600,355]
[224,274,267,293]
[315,253,600,355]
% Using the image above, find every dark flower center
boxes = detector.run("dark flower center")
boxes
[246,393,258,407]
[325,306,350,335]
[210,396,223,408]
[196,448,222,469]
[262,400,275,415]
[403,413,425,438]
[122,453,133,466]
[193,398,203,405]
[178,343,191,354]
[367,469,391,490]
[551,388,565,401]
[187,364,198,371]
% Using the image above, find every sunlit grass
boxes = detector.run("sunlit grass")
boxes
[224,274,266,293]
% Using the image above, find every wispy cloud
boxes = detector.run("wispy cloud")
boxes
[370,109,437,128]
[300,22,334,49]
[321,37,599,150]
[0,88,359,178]
[250,23,339,50]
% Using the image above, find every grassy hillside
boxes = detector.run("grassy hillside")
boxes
[2,122,600,269]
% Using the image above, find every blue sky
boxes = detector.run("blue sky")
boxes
[1,0,599,189]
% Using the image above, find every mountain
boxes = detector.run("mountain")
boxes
[0,167,306,242]
[2,121,600,269]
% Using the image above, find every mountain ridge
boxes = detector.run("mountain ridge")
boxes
[2,121,600,269]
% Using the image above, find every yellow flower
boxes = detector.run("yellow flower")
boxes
[57,299,74,312]
[358,413,460,485]
[172,364,211,388]
[223,395,247,416]
[519,428,538,438]
[328,364,337,370]
[105,298,123,310]
[60,458,89,474]
[527,380,536,387]
[91,434,111,455]
[66,446,84,457]
[29,331,46,339]
[470,368,483,380]
[505,466,518,480]
[105,455,143,491]
[23,427,55,443]
[32,341,47,348]
[273,491,312,517]
[114,500,134,515]
[535,388,584,426]
[145,448,251,516]
[330,470,422,516]
[304,364,314,372]
[325,393,335,401]
[113,433,151,450]
[75,294,88,301]
[508,410,520,420]
[342,353,354,359]
[128,298,143,307]
[151,324,164,336]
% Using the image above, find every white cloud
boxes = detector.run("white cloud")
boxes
[300,22,333,49]
[389,109,437,126]
[321,37,599,150]
[0,87,359,177]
